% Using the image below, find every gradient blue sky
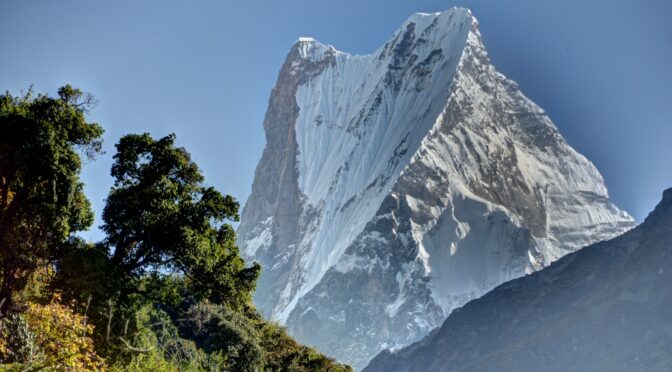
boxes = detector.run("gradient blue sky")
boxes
[2,0,670,241]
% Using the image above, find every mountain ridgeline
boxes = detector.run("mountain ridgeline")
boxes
[238,7,634,369]
[364,188,672,372]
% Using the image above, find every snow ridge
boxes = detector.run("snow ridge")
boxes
[287,8,474,322]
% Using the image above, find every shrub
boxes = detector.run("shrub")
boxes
[181,301,264,371]
[16,300,104,370]
[0,313,38,365]
[108,305,226,372]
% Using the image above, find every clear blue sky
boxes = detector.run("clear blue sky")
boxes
[2,0,670,241]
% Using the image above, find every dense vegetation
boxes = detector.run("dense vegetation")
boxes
[0,86,351,371]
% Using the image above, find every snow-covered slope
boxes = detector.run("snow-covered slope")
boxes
[237,8,634,369]
[364,188,672,372]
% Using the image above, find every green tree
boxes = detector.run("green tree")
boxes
[0,86,103,313]
[101,133,260,311]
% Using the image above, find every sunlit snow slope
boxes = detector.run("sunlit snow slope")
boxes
[237,7,634,369]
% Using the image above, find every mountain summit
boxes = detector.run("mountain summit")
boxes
[238,8,634,368]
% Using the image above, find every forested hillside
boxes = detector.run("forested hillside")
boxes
[0,86,351,371]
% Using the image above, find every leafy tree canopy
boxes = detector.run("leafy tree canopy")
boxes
[102,133,260,310]
[0,85,103,312]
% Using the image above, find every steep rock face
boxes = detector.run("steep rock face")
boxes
[238,8,634,369]
[364,188,672,372]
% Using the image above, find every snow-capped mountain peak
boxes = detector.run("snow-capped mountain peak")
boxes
[238,7,634,369]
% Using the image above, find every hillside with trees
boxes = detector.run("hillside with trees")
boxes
[0,86,351,371]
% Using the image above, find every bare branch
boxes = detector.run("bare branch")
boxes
[106,299,114,342]
[118,336,156,353]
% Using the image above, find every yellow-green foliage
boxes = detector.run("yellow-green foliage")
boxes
[0,299,105,371]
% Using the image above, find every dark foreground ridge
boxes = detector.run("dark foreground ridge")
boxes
[365,188,672,372]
